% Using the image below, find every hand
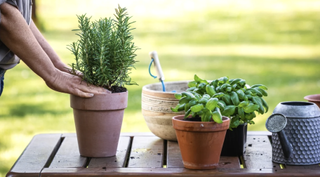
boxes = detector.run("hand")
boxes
[0,3,109,98]
[46,69,111,98]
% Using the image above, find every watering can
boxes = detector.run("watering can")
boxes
[266,101,320,165]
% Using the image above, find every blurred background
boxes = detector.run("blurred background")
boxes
[1,0,320,175]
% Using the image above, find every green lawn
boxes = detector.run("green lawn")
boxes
[1,0,320,175]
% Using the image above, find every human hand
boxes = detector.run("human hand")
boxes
[0,3,109,98]
[46,69,111,97]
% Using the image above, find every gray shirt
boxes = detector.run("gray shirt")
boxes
[0,0,32,70]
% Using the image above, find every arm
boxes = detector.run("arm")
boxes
[29,20,70,73]
[0,3,107,97]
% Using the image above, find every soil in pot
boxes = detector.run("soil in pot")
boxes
[172,115,230,170]
[183,116,202,122]
[110,86,127,93]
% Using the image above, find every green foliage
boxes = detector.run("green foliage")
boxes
[172,75,269,129]
[68,5,138,90]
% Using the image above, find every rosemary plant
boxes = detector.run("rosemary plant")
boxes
[68,5,138,92]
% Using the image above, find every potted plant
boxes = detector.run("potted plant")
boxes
[172,74,269,158]
[171,75,231,169]
[68,5,138,157]
[204,75,268,156]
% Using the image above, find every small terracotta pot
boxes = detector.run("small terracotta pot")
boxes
[70,91,128,157]
[172,115,230,169]
[304,94,320,108]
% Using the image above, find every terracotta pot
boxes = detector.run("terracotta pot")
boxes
[304,94,320,108]
[172,115,230,169]
[142,81,189,141]
[70,91,128,157]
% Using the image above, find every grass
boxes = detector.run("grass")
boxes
[1,0,320,175]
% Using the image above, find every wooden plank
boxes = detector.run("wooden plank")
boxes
[273,163,320,173]
[244,135,273,170]
[272,161,320,176]
[285,164,320,170]
[42,167,302,177]
[11,132,320,177]
[41,167,243,177]
[49,134,86,168]
[219,156,241,168]
[6,134,62,177]
[88,136,131,168]
[167,141,183,168]
[127,136,163,168]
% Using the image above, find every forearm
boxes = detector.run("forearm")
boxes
[30,20,69,73]
[0,3,108,97]
[0,3,57,83]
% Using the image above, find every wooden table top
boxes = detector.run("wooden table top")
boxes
[6,132,320,177]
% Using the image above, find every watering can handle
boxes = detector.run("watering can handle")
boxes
[277,130,293,159]
[265,114,293,160]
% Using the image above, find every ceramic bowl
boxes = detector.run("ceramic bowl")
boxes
[141,81,189,141]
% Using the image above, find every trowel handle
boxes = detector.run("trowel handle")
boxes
[149,51,165,81]
[277,130,293,160]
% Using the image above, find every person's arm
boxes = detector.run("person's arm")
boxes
[29,20,70,73]
[0,3,108,97]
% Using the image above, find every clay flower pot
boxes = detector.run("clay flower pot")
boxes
[304,94,320,108]
[70,92,128,157]
[172,115,230,169]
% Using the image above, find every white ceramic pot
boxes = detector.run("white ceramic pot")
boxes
[142,81,189,141]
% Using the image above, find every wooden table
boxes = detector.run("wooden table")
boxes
[6,132,320,177]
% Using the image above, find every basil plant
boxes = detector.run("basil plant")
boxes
[171,75,269,129]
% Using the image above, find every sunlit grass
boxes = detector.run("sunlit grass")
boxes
[1,0,320,175]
